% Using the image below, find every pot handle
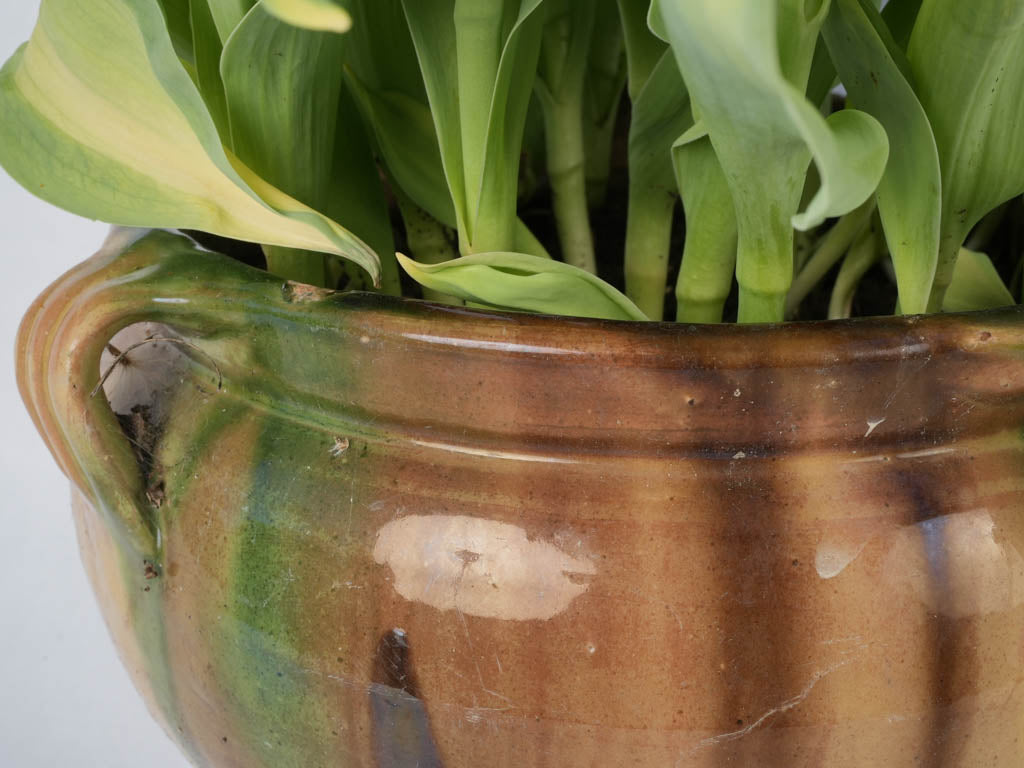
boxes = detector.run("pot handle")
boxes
[16,229,286,559]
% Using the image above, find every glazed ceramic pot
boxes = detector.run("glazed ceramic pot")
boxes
[17,229,1024,767]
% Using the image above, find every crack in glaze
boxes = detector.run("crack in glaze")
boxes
[678,657,857,763]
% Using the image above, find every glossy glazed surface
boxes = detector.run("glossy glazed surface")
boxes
[18,231,1024,767]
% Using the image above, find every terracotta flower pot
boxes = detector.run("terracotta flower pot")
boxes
[17,229,1024,767]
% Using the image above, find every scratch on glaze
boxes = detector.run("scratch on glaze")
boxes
[678,657,856,763]
[864,418,885,437]
[410,439,577,464]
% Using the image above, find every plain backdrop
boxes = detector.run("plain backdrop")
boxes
[0,5,190,767]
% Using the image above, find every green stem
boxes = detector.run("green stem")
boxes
[583,105,619,208]
[674,137,737,324]
[784,198,875,318]
[377,248,402,297]
[583,1,626,208]
[793,229,815,273]
[738,287,787,324]
[926,246,956,312]
[624,185,676,320]
[264,246,327,287]
[395,190,462,305]
[676,217,737,324]
[543,96,596,271]
[735,213,794,324]
[926,215,974,312]
[828,224,881,320]
[616,0,666,99]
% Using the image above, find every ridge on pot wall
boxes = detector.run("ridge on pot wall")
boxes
[16,230,1024,767]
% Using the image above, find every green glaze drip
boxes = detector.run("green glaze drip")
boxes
[216,423,346,768]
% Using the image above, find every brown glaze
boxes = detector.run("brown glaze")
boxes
[18,231,1024,767]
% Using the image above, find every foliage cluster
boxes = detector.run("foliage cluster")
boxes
[2,0,1022,323]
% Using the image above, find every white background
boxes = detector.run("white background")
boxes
[0,5,189,767]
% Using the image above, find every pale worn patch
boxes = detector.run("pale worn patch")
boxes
[373,515,596,621]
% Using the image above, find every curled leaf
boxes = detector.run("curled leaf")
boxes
[397,252,649,321]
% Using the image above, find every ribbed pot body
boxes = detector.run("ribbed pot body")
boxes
[18,230,1024,767]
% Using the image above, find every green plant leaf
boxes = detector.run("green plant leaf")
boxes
[0,0,379,283]
[628,51,690,217]
[907,0,1024,308]
[401,0,469,238]
[623,49,692,318]
[942,247,1015,312]
[157,0,196,67]
[470,1,549,253]
[673,128,738,324]
[827,220,881,319]
[347,0,549,263]
[329,83,399,293]
[822,0,941,314]
[221,2,344,212]
[190,0,230,137]
[397,252,650,321]
[582,0,626,207]
[535,0,597,271]
[343,0,458,229]
[346,71,456,229]
[221,1,395,288]
[261,0,352,31]
[616,0,666,98]
[656,0,889,321]
[205,0,255,42]
[881,0,922,49]
[402,1,547,254]
[345,61,549,261]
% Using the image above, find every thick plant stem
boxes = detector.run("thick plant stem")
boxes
[738,285,787,324]
[264,246,327,287]
[674,136,737,323]
[736,216,793,324]
[584,111,618,208]
[676,220,737,324]
[544,97,596,272]
[785,198,875,318]
[583,0,626,208]
[624,186,675,320]
[536,0,597,270]
[395,190,461,305]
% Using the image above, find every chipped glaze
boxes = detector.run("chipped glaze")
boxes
[18,230,1024,767]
